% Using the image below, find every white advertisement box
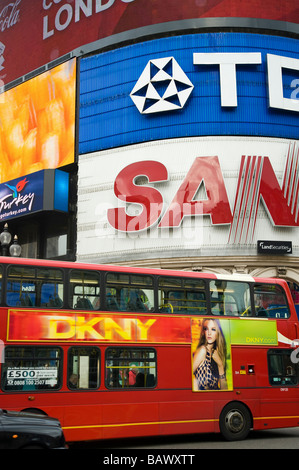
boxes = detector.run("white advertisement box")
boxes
[77,136,299,263]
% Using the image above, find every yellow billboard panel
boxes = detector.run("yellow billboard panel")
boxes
[0,59,76,184]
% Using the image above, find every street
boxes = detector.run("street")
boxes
[69,427,299,450]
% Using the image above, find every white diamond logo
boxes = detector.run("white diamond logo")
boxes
[130,57,194,114]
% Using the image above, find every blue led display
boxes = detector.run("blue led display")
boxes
[54,170,69,213]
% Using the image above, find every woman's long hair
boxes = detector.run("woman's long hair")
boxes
[197,318,227,372]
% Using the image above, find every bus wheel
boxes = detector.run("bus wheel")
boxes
[219,402,251,441]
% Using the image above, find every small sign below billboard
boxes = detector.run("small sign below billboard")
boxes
[257,240,292,254]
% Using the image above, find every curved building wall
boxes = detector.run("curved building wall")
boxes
[77,27,299,288]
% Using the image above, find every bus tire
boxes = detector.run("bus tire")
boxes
[219,402,252,441]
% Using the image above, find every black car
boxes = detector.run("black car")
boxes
[0,409,67,449]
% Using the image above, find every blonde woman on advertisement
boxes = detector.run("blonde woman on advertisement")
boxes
[193,318,228,391]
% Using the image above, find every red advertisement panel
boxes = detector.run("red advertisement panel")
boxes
[7,309,192,344]
[0,0,298,86]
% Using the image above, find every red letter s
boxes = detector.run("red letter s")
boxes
[107,161,168,232]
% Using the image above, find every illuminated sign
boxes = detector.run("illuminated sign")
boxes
[8,310,278,349]
[42,0,137,40]
[192,52,299,112]
[79,33,299,153]
[257,240,292,255]
[131,52,298,112]
[0,58,76,184]
[130,57,194,114]
[2,0,298,85]
[107,144,299,243]
[7,310,191,344]
[0,169,69,221]
[77,138,299,261]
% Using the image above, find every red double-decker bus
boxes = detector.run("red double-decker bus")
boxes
[0,256,299,442]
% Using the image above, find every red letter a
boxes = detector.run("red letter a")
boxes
[159,156,232,227]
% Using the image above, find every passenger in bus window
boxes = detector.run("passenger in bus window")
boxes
[93,296,100,310]
[193,318,228,391]
[69,374,78,389]
[217,301,224,315]
[126,289,151,312]
[106,289,120,311]
[211,298,224,315]
[128,367,137,385]
[135,372,145,387]
[255,294,268,317]
[48,293,63,308]
[266,293,288,318]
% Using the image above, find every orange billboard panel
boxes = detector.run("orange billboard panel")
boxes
[0,59,76,184]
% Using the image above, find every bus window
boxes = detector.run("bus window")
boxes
[1,346,62,391]
[105,347,157,389]
[210,280,251,316]
[6,266,63,308]
[254,284,290,318]
[37,268,63,307]
[68,347,100,390]
[268,350,299,386]
[158,276,207,314]
[106,273,154,312]
[69,270,100,310]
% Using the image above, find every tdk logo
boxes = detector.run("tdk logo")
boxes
[130,57,194,114]
[130,52,299,114]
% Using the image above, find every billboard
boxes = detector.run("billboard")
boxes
[0,0,298,86]
[0,169,69,222]
[79,33,299,153]
[7,309,278,392]
[77,137,299,264]
[191,317,278,392]
[0,58,76,185]
[7,309,277,347]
